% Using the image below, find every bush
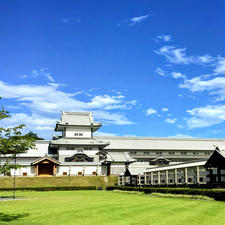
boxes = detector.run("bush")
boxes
[106,186,225,201]
[0,186,96,191]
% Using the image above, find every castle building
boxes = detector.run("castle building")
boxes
[0,111,224,178]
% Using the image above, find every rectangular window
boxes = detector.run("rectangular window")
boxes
[74,133,79,136]
[78,172,83,176]
[181,152,187,155]
[84,146,92,150]
[63,172,67,176]
[23,172,27,176]
[66,147,75,150]
[188,178,192,182]
[79,133,83,136]
[193,152,199,155]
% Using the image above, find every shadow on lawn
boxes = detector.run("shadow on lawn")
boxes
[0,212,29,222]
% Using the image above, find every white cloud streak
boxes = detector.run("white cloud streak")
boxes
[214,57,225,75]
[129,15,149,25]
[155,35,171,42]
[0,81,135,131]
[186,105,225,128]
[165,118,177,124]
[146,108,157,115]
[179,76,225,101]
[168,133,193,138]
[161,108,168,112]
[155,46,215,65]
[171,72,186,79]
[155,67,166,76]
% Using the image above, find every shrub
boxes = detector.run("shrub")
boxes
[106,186,225,201]
[0,186,96,191]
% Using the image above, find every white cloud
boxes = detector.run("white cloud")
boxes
[168,133,193,138]
[87,95,123,108]
[1,113,57,131]
[161,108,168,112]
[214,57,225,75]
[129,15,149,25]
[171,72,186,79]
[94,111,133,125]
[95,131,117,136]
[155,35,171,42]
[197,54,214,64]
[179,76,225,101]
[0,80,134,126]
[155,46,193,64]
[155,67,166,76]
[165,118,176,124]
[146,108,157,115]
[119,15,149,26]
[155,46,215,65]
[186,104,225,128]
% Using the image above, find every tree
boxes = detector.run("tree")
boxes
[25,131,44,140]
[0,97,36,198]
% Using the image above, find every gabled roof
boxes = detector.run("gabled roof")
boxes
[103,152,136,163]
[55,112,101,131]
[145,159,207,173]
[125,167,148,176]
[50,138,109,147]
[205,147,225,168]
[95,136,225,151]
[64,152,94,162]
[151,156,171,162]
[31,156,60,165]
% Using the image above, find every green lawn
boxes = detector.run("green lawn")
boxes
[0,191,224,225]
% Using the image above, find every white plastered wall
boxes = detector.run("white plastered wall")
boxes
[57,165,100,176]
[65,127,92,138]
[10,165,35,176]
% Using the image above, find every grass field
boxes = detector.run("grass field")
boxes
[0,191,224,225]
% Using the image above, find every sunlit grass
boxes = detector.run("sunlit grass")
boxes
[0,190,224,225]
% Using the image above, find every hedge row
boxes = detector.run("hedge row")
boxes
[0,186,97,191]
[106,186,225,201]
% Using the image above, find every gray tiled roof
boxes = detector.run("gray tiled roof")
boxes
[50,138,109,146]
[95,136,225,151]
[57,112,101,126]
[61,162,101,166]
[104,152,136,163]
[145,159,207,173]
[127,167,148,175]
[218,149,225,158]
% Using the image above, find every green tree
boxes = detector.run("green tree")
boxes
[25,131,44,140]
[0,97,36,198]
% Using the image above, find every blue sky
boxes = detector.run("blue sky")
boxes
[0,0,225,139]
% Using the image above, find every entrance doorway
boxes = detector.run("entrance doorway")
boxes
[32,156,60,177]
[38,163,54,176]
